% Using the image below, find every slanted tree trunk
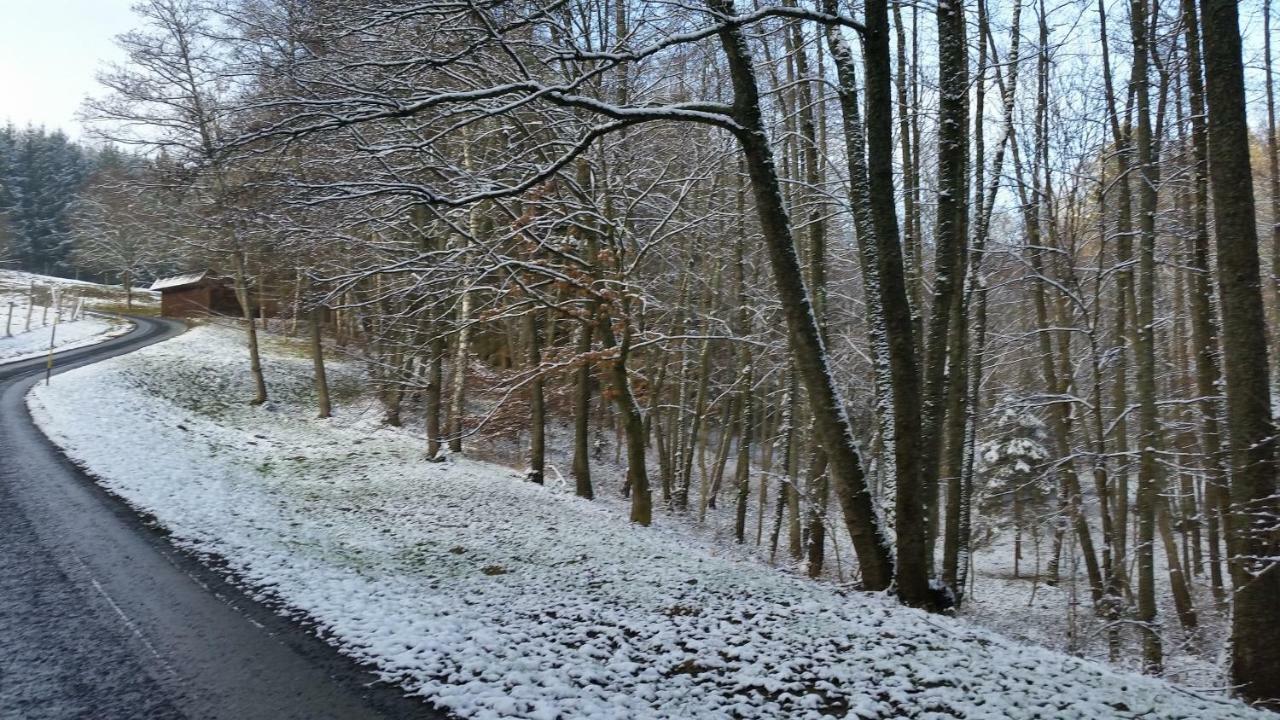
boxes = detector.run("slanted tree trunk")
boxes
[1157,498,1198,630]
[823,1,899,586]
[1010,31,1104,601]
[601,308,651,525]
[712,0,895,591]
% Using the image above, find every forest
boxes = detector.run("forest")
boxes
[0,126,95,275]
[49,0,1280,710]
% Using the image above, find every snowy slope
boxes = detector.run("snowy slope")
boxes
[0,271,136,363]
[0,313,128,363]
[28,325,1271,720]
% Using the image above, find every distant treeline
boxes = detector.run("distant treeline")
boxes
[0,125,99,278]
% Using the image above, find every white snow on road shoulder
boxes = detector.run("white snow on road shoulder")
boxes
[1,270,142,363]
[0,313,129,364]
[26,325,1271,720]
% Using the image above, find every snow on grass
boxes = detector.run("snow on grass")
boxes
[0,269,159,313]
[27,324,1271,720]
[0,270,145,363]
[0,313,129,364]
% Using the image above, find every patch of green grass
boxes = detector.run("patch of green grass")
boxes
[330,376,366,403]
[262,334,313,358]
[90,302,160,317]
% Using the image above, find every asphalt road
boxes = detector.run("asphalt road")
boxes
[0,316,443,720]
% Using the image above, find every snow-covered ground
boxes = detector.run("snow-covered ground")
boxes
[27,323,1270,720]
[0,271,142,363]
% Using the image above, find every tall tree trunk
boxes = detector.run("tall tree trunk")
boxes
[1180,0,1228,600]
[1266,0,1280,368]
[1098,0,1135,598]
[308,284,331,419]
[526,308,545,485]
[893,0,923,352]
[571,160,597,498]
[919,0,970,577]
[1157,498,1199,630]
[733,362,753,543]
[448,288,471,454]
[607,323,652,525]
[231,246,267,406]
[712,0,895,591]
[1199,0,1280,706]
[572,319,595,498]
[1131,0,1163,674]
[823,1,898,578]
[426,330,445,459]
[1008,3,1104,602]
[940,299,968,591]
[863,0,929,604]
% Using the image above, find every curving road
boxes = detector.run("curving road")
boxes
[0,316,443,720]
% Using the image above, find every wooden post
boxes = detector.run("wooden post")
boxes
[5,301,12,336]
[45,291,60,385]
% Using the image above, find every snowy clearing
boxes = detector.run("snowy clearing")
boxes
[28,324,1271,720]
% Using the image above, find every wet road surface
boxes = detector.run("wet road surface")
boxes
[0,316,442,720]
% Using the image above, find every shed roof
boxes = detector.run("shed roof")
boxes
[150,271,209,292]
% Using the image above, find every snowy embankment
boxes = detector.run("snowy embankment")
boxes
[0,312,127,363]
[27,325,1270,720]
[0,270,148,363]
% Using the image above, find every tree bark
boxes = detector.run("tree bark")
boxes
[426,330,445,459]
[1130,0,1163,674]
[1199,0,1280,706]
[601,310,652,526]
[308,284,331,419]
[572,320,595,498]
[525,308,545,485]
[712,0,895,591]
[919,0,970,576]
[231,246,267,406]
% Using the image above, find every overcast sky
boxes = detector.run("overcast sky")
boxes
[0,0,138,139]
[0,0,1276,143]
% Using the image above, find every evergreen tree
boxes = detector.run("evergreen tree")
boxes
[0,125,94,276]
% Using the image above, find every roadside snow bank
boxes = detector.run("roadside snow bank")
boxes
[27,325,1269,720]
[0,313,128,363]
[1,269,142,363]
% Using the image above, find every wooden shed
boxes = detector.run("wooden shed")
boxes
[150,271,243,318]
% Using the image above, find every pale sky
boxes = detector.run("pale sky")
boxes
[0,0,138,139]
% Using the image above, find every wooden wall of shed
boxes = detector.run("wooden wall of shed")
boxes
[160,286,214,318]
